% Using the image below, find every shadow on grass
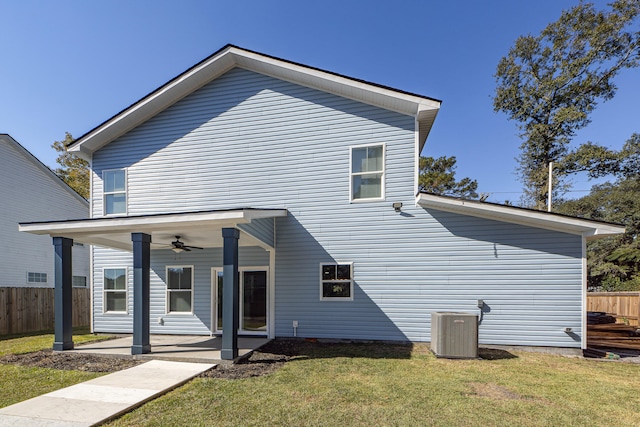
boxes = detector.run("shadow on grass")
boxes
[255,339,519,362]
[255,338,414,361]
[479,348,518,360]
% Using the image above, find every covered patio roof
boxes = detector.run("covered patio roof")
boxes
[19,208,288,251]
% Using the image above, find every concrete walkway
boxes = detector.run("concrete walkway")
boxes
[0,359,214,426]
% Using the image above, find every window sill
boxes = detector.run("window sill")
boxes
[349,197,385,203]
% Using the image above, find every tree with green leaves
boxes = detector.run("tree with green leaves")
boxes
[494,0,640,209]
[418,155,479,199]
[52,132,90,199]
[556,134,640,291]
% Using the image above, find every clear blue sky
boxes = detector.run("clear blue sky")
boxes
[1,0,637,203]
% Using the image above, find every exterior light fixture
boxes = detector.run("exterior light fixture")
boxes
[392,202,403,212]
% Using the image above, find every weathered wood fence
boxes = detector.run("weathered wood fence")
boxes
[587,292,640,326]
[0,287,90,336]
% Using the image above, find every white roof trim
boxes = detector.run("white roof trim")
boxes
[68,45,441,157]
[19,209,287,251]
[416,193,625,240]
[1,134,88,206]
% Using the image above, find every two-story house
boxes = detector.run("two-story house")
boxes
[1,134,89,289]
[20,45,623,358]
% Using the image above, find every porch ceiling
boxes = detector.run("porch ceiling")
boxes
[19,208,287,251]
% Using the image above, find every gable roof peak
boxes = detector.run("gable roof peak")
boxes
[68,45,441,157]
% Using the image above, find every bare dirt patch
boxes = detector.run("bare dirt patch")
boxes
[0,339,414,379]
[468,382,523,400]
[0,350,143,372]
[0,339,300,378]
[199,339,299,379]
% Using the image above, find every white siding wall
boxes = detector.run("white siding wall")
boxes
[0,138,89,288]
[90,68,583,347]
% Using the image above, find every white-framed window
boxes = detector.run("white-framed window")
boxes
[27,272,47,284]
[167,266,194,313]
[72,276,87,288]
[350,144,384,201]
[104,268,127,313]
[320,263,353,301]
[103,169,127,215]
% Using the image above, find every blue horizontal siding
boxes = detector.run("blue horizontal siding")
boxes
[90,67,584,348]
[93,246,269,335]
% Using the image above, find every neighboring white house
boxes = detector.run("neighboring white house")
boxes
[20,45,624,355]
[0,134,89,288]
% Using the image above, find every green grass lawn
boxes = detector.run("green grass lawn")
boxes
[0,328,111,407]
[1,333,639,426]
[108,342,640,427]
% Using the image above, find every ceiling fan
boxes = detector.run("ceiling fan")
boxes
[171,236,203,253]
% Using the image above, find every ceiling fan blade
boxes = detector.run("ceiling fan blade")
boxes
[185,245,204,250]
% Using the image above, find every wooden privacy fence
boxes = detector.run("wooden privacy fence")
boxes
[0,287,90,336]
[587,292,640,326]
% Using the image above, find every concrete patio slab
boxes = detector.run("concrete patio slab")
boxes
[68,334,269,364]
[0,359,214,427]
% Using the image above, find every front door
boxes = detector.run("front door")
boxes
[211,267,268,335]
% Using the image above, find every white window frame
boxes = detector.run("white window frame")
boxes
[349,143,385,202]
[319,262,354,301]
[27,272,47,284]
[103,267,128,314]
[102,168,127,216]
[166,265,195,314]
[72,275,87,288]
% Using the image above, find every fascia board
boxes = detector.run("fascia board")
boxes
[416,193,625,239]
[19,209,288,236]
[68,50,236,154]
[234,49,441,116]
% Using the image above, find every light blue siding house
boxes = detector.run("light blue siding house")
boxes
[20,45,624,358]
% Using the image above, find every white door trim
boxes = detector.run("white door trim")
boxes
[210,266,270,336]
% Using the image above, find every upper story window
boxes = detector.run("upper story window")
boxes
[351,144,384,201]
[103,169,127,215]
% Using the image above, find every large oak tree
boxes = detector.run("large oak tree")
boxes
[493,0,640,209]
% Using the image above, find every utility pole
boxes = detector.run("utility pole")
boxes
[547,161,553,212]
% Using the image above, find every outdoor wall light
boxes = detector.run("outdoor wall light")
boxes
[392,202,403,212]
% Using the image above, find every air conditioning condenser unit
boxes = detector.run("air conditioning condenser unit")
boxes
[431,312,478,359]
